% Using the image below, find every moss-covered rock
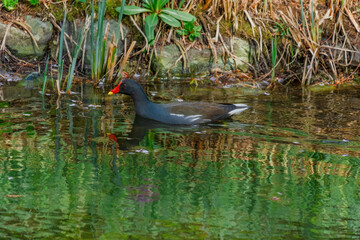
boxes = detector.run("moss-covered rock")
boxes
[153,37,250,77]
[152,45,183,76]
[0,16,53,59]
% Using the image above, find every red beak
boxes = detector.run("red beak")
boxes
[108,80,123,95]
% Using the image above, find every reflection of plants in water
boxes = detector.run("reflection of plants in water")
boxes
[1,95,360,239]
[126,179,159,203]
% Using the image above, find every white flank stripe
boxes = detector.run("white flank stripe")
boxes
[185,115,202,119]
[170,113,185,117]
[228,108,248,115]
[234,103,248,108]
[190,118,200,122]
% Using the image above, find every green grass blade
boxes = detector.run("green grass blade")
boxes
[271,35,277,81]
[95,0,106,78]
[115,0,126,42]
[300,0,305,29]
[90,0,95,80]
[42,55,50,96]
[58,11,67,86]
[310,0,316,41]
[178,0,185,9]
[66,26,87,93]
[95,0,107,81]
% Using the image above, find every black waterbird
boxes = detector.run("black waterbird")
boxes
[108,79,249,125]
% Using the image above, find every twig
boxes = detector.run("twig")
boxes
[116,41,136,82]
[11,20,39,50]
[199,15,217,72]
[130,16,148,56]
[0,23,13,51]
[48,14,76,44]
[2,48,31,64]
[173,40,188,72]
[244,10,256,36]
[167,41,196,74]
[218,33,256,72]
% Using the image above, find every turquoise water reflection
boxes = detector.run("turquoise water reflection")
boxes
[0,81,359,239]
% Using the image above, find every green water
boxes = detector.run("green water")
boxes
[0,80,360,239]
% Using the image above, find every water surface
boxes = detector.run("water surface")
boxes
[0,80,360,239]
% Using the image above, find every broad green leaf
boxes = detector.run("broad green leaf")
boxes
[142,2,151,9]
[184,22,193,31]
[162,8,196,22]
[194,25,202,32]
[3,0,18,10]
[156,0,169,10]
[176,29,184,35]
[117,5,151,15]
[26,0,39,5]
[159,13,181,27]
[142,0,153,11]
[176,29,189,36]
[192,31,201,38]
[145,13,159,44]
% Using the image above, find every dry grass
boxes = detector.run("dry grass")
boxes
[198,0,360,85]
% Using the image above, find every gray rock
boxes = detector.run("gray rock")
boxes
[352,47,360,66]
[0,15,53,59]
[153,37,250,76]
[188,48,212,74]
[225,37,249,72]
[152,44,183,76]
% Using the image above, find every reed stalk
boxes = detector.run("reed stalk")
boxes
[90,0,95,80]
[310,0,316,42]
[57,11,67,89]
[42,55,49,96]
[300,0,305,29]
[271,35,277,81]
[89,0,125,83]
[93,0,106,81]
[66,19,89,93]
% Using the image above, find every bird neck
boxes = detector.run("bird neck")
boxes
[130,86,153,116]
[130,85,150,104]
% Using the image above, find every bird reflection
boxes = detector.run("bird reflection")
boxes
[108,115,199,150]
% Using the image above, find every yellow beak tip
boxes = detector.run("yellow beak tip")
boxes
[108,92,113,95]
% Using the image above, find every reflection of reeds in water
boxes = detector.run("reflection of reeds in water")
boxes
[2,84,360,180]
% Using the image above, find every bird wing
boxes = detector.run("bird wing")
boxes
[163,102,235,122]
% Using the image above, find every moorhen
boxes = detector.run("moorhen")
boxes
[108,79,249,125]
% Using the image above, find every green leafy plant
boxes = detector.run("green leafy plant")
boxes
[176,20,201,41]
[3,0,38,11]
[3,0,18,11]
[116,0,196,44]
[26,0,39,5]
